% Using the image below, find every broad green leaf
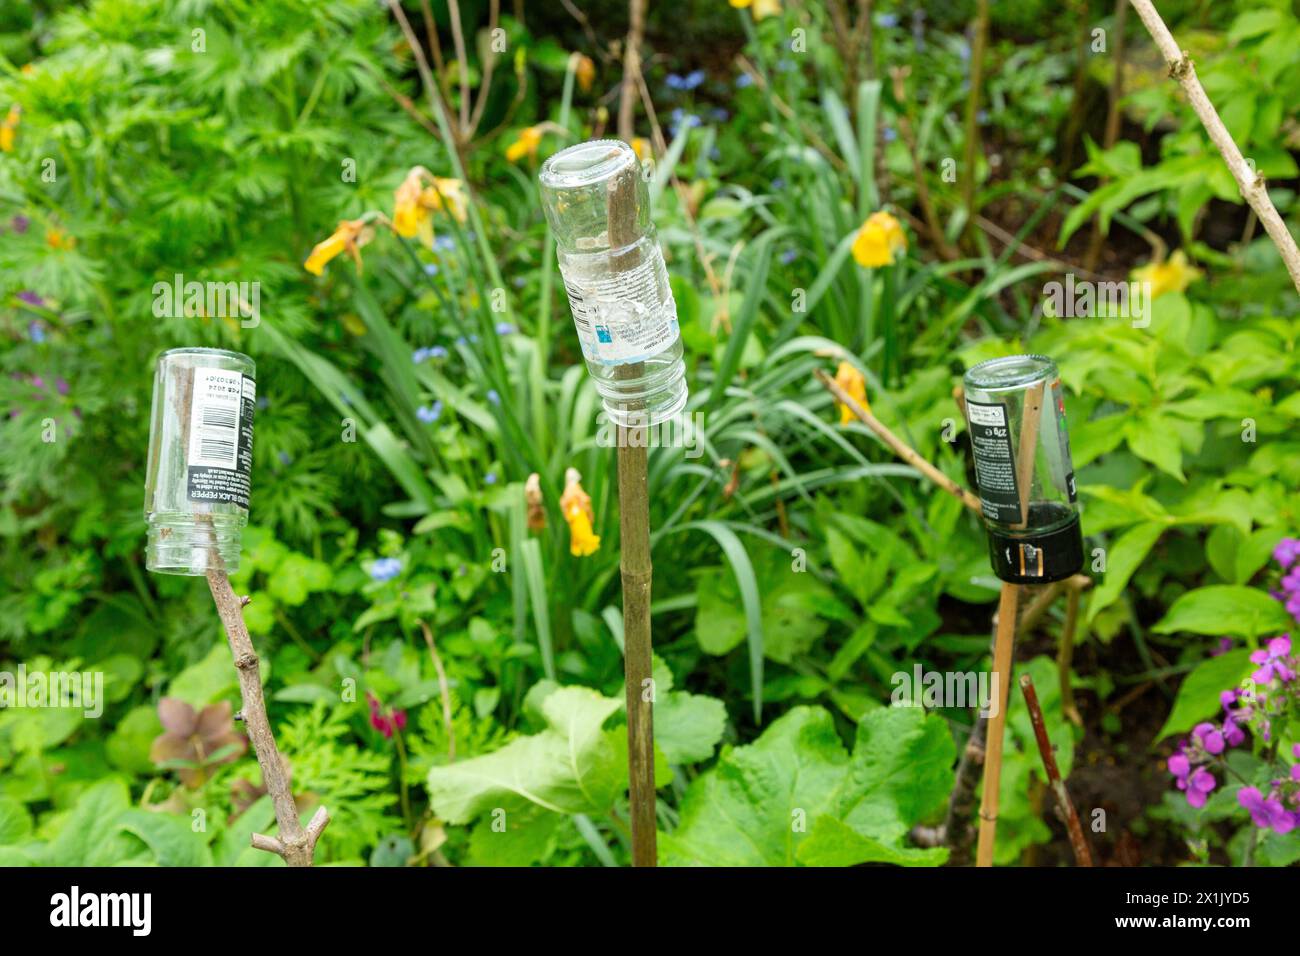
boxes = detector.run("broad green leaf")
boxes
[655,690,726,765]
[661,705,952,867]
[798,815,948,866]
[660,707,847,866]
[1088,522,1164,622]
[0,798,33,845]
[467,807,560,866]
[116,809,215,867]
[1153,586,1294,639]
[44,779,142,867]
[1155,649,1254,741]
[427,686,623,824]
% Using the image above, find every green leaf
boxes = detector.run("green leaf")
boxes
[1153,586,1295,639]
[0,798,33,845]
[116,809,214,867]
[655,690,726,765]
[1088,522,1165,622]
[427,686,624,824]
[467,807,561,866]
[661,705,952,867]
[44,779,142,867]
[105,705,163,775]
[1155,650,1254,741]
[660,707,847,866]
[798,815,948,866]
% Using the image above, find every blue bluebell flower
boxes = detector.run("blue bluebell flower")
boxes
[417,401,443,423]
[370,557,403,582]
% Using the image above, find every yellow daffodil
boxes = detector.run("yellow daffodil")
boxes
[506,125,544,164]
[46,225,75,250]
[0,105,20,153]
[851,211,907,268]
[1132,249,1201,299]
[630,137,651,162]
[525,472,546,532]
[574,53,595,93]
[730,0,782,19]
[393,167,470,245]
[834,360,868,425]
[559,467,600,557]
[304,218,371,276]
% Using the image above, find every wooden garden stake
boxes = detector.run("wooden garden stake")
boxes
[609,159,656,868]
[1019,673,1093,866]
[975,582,1018,867]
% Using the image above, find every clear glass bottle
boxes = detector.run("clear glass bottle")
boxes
[144,348,256,575]
[539,139,688,427]
[963,354,1083,583]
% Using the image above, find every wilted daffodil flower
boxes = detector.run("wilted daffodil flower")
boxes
[834,360,868,425]
[304,217,374,276]
[506,125,545,163]
[1132,249,1201,300]
[0,105,19,152]
[852,211,907,268]
[393,166,468,245]
[574,53,595,92]
[729,0,783,20]
[559,467,600,557]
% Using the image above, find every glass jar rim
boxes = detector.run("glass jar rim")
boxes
[964,353,1056,390]
[158,346,254,364]
[539,139,637,191]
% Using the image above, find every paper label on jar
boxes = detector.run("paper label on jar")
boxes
[186,367,254,510]
[560,255,680,366]
[965,400,1022,524]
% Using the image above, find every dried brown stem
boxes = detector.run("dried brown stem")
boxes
[617,0,645,142]
[1019,673,1093,866]
[208,570,329,866]
[1130,0,1300,294]
[815,368,983,513]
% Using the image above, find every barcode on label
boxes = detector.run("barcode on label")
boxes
[563,279,596,338]
[189,368,243,470]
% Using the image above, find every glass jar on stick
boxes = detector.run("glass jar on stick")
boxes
[144,348,256,575]
[963,354,1083,584]
[539,139,688,427]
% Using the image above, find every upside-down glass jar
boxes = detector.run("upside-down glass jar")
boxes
[144,348,256,575]
[963,354,1083,584]
[539,139,688,427]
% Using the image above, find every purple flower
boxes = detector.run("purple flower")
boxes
[1250,635,1294,684]
[17,290,44,307]
[1194,722,1225,756]
[1211,636,1233,656]
[1238,787,1297,833]
[1223,716,1246,747]
[1168,752,1190,779]
[369,557,402,582]
[416,401,442,424]
[11,215,29,233]
[1184,767,1217,808]
[1274,538,1300,570]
